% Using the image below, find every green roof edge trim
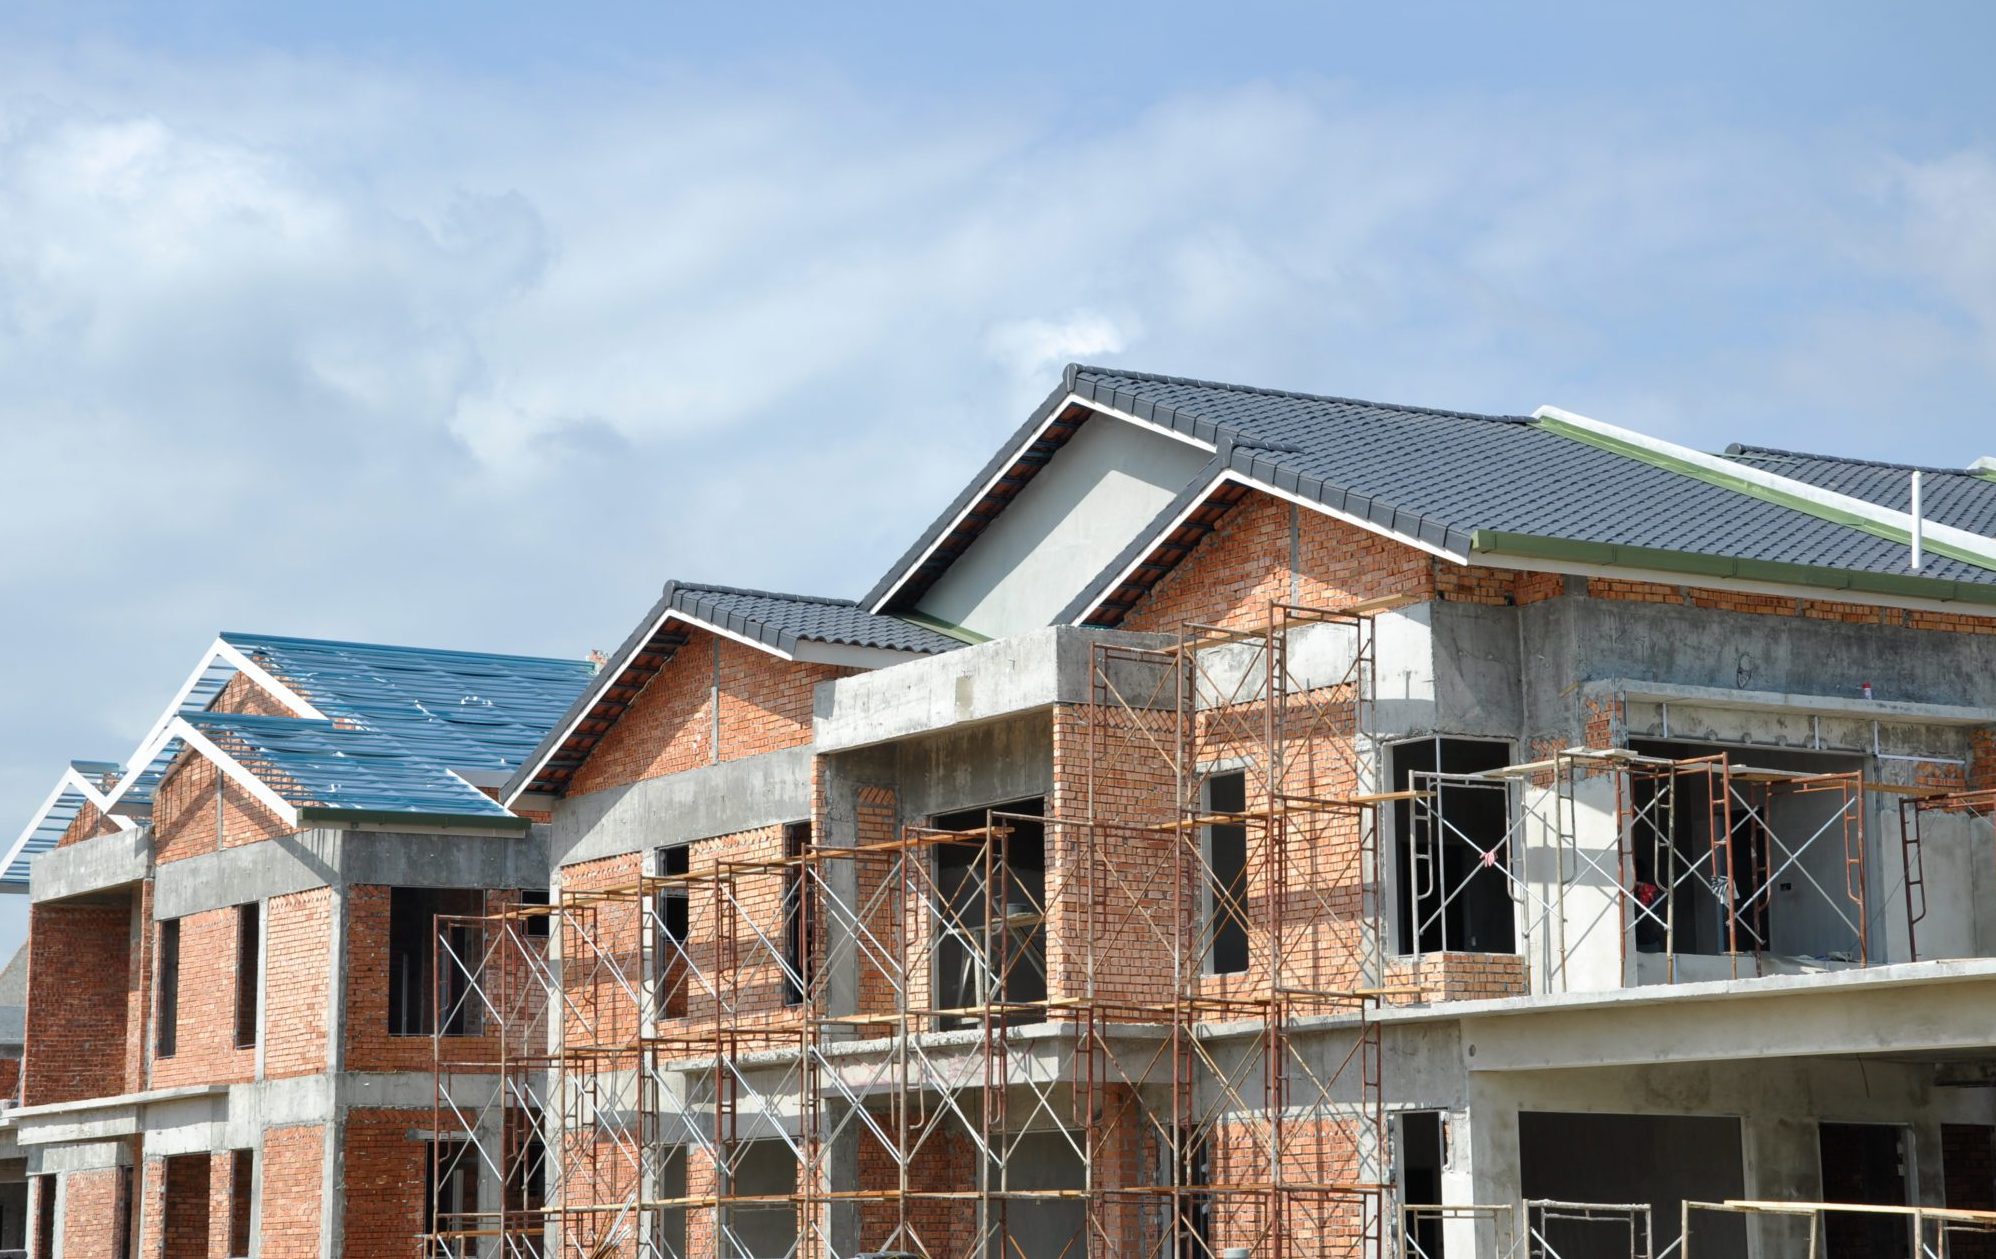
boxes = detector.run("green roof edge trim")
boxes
[1535,416,1996,574]
[1469,530,1996,608]
[294,805,533,834]
[894,610,991,645]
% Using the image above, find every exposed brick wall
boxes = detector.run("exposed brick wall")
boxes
[149,908,255,1090]
[1972,728,1996,793]
[23,900,134,1104]
[151,752,292,865]
[264,888,332,1078]
[1123,493,1436,632]
[344,885,480,1073]
[160,1154,210,1259]
[339,1109,427,1259]
[556,854,647,1067]
[59,1166,124,1258]
[56,799,121,848]
[1386,952,1530,1003]
[258,1126,324,1259]
[125,881,153,1095]
[567,627,846,798]
[0,1056,19,1103]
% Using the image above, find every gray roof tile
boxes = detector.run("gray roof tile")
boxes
[1725,445,1996,539]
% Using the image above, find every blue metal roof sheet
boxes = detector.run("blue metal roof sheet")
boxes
[183,712,514,817]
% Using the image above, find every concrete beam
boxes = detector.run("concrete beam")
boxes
[550,745,814,869]
[1428,960,1996,1070]
[154,828,550,919]
[813,626,1170,752]
[29,827,150,904]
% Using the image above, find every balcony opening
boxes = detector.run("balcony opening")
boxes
[1628,740,1863,962]
[933,798,1047,1026]
[1392,738,1516,955]
[388,888,486,1036]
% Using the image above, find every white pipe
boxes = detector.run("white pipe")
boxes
[1910,471,1924,571]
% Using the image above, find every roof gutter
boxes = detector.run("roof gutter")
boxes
[1470,529,1996,607]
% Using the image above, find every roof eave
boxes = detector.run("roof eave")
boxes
[1469,530,1996,609]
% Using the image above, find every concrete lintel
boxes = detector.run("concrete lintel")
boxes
[154,828,550,919]
[334,1071,450,1113]
[813,625,1172,752]
[1588,677,1996,728]
[29,827,150,904]
[1413,959,1996,1070]
[27,1140,128,1175]
[551,745,814,869]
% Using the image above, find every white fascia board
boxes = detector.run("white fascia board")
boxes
[791,641,938,670]
[1067,468,1466,626]
[503,602,681,808]
[867,394,1219,614]
[1470,549,1996,619]
[0,775,86,885]
[211,639,326,720]
[1537,405,1996,564]
[498,604,778,808]
[100,635,323,817]
[165,717,302,828]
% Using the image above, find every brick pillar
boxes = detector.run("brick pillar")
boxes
[685,1146,719,1259]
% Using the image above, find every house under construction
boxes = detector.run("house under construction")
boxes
[6,364,1996,1258]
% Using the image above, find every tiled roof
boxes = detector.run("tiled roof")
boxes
[1724,445,1996,539]
[873,364,1996,624]
[504,581,958,802]
[666,584,963,655]
[1068,367,1996,581]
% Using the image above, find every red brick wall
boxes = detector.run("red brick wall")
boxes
[160,1154,211,1259]
[151,753,292,865]
[59,1166,124,1258]
[1387,951,1530,1003]
[23,900,134,1104]
[149,908,255,1090]
[1971,728,1996,793]
[0,1056,19,1102]
[258,1126,324,1258]
[567,627,844,798]
[265,889,332,1078]
[339,1109,428,1259]
[1122,492,1436,631]
[343,885,480,1073]
[56,799,121,848]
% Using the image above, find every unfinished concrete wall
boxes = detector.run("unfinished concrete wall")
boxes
[917,413,1210,640]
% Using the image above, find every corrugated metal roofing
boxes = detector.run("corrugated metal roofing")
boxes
[177,634,595,819]
[220,633,596,774]
[185,712,516,817]
[1724,445,1996,539]
[0,760,123,888]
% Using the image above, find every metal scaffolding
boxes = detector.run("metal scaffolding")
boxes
[1900,787,1996,961]
[418,598,1397,1259]
[1402,747,1869,991]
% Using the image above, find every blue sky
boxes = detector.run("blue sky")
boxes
[2,3,1994,958]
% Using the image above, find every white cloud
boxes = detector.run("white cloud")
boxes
[0,44,1994,915]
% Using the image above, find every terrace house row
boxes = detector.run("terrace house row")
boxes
[5,363,1996,1259]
